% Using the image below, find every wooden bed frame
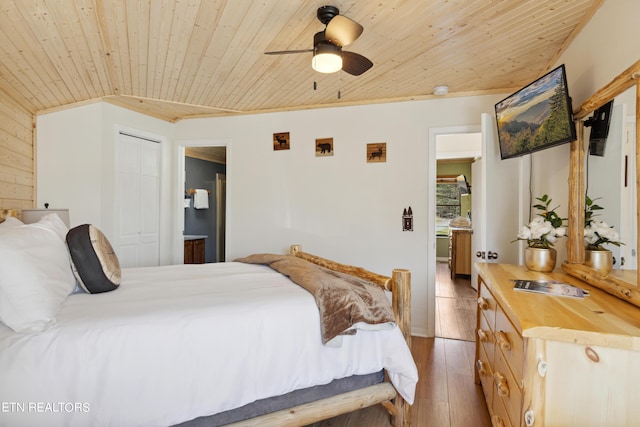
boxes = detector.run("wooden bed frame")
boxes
[0,209,18,224]
[230,244,413,427]
[0,210,413,426]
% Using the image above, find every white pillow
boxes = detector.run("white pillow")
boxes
[0,216,23,230]
[27,213,69,240]
[0,215,75,332]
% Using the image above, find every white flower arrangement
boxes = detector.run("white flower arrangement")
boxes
[584,195,622,250]
[514,195,566,249]
[584,220,621,250]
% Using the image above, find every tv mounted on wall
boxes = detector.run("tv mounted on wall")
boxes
[495,64,576,160]
[586,100,614,157]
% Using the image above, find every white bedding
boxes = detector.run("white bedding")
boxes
[0,262,418,427]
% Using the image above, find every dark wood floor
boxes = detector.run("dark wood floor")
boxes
[311,262,491,427]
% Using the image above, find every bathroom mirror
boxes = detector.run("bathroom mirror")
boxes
[563,60,640,308]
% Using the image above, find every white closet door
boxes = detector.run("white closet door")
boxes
[117,133,160,268]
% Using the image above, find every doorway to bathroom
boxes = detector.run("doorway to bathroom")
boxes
[182,145,226,263]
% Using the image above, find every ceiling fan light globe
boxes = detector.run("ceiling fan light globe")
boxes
[312,52,342,73]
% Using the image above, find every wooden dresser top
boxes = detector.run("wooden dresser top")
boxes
[475,263,640,350]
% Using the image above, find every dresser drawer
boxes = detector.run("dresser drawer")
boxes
[476,338,494,410]
[491,396,513,427]
[493,347,522,427]
[478,281,497,329]
[495,305,524,383]
[477,309,495,360]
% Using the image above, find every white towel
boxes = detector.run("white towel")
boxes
[194,189,209,209]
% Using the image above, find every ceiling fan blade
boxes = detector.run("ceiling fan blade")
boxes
[264,49,313,55]
[326,15,363,47]
[342,51,373,76]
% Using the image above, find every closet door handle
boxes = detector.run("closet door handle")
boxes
[477,297,489,311]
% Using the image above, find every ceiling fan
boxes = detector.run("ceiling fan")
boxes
[265,5,373,76]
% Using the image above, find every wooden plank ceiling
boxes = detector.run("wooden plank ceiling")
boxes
[0,0,603,122]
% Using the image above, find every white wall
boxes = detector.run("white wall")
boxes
[36,102,176,264]
[36,103,103,224]
[557,0,639,107]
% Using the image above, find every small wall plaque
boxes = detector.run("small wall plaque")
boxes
[367,143,386,163]
[403,207,413,231]
[316,138,333,156]
[273,132,290,150]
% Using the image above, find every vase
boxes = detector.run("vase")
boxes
[584,249,613,274]
[524,247,557,272]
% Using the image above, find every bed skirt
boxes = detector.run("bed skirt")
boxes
[174,371,385,426]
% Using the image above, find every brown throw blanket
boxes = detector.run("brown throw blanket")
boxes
[236,254,396,345]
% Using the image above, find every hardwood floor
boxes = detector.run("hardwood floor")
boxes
[310,337,491,427]
[309,261,490,426]
[435,261,477,342]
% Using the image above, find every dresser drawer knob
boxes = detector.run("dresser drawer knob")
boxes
[476,360,487,376]
[537,359,548,377]
[477,328,489,342]
[524,409,535,426]
[495,331,511,351]
[477,297,489,310]
[493,372,510,397]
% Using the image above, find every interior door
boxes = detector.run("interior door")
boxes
[471,113,521,288]
[117,133,160,268]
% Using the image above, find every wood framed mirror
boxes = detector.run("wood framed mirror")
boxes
[562,59,640,307]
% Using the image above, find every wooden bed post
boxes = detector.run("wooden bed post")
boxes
[391,268,411,427]
[0,209,18,223]
[288,245,413,427]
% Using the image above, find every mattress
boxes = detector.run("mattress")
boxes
[0,262,418,427]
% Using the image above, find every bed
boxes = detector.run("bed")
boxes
[0,211,417,426]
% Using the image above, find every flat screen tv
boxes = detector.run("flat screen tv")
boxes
[495,64,576,160]
[587,99,613,157]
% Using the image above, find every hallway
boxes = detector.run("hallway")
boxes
[435,261,476,341]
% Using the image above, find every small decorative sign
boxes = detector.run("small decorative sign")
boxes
[315,138,333,157]
[402,207,413,231]
[367,143,386,163]
[273,132,290,150]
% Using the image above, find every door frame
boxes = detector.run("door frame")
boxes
[427,125,480,337]
[175,139,231,264]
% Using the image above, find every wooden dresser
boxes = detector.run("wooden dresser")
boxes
[475,263,640,427]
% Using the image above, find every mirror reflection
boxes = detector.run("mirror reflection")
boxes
[584,86,637,273]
